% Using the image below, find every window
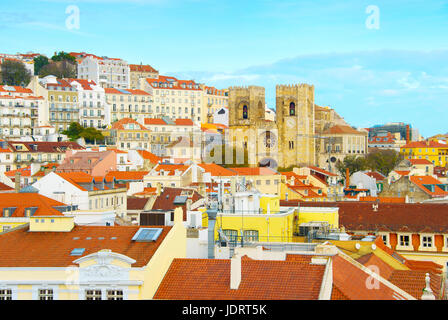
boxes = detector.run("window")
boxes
[85,289,102,300]
[382,234,388,245]
[422,236,433,248]
[0,289,12,300]
[38,289,53,300]
[223,229,238,243]
[289,102,295,116]
[244,230,259,242]
[242,105,248,119]
[399,235,410,246]
[107,290,123,300]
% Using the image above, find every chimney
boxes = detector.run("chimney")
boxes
[421,273,435,300]
[186,198,193,211]
[230,254,242,290]
[156,183,163,196]
[207,205,218,259]
[345,168,350,188]
[15,172,21,192]
[406,125,410,144]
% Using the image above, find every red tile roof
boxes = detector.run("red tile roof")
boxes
[308,166,338,177]
[287,201,448,233]
[129,64,158,73]
[105,171,149,181]
[152,164,189,175]
[409,176,448,197]
[365,171,386,181]
[0,182,13,191]
[154,255,326,300]
[229,167,278,176]
[332,254,410,300]
[6,141,84,153]
[197,163,237,177]
[0,193,66,217]
[323,125,366,136]
[111,118,148,131]
[402,141,448,149]
[0,225,172,267]
[409,159,434,165]
[388,270,442,299]
[137,150,163,163]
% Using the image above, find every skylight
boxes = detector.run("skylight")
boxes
[70,248,85,256]
[132,228,163,242]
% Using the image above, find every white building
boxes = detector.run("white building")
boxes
[32,171,128,220]
[0,85,45,138]
[105,88,152,124]
[140,75,204,123]
[77,54,130,89]
[69,79,107,129]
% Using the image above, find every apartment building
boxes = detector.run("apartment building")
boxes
[0,209,186,300]
[0,140,84,173]
[318,124,368,172]
[202,86,228,123]
[77,53,130,89]
[107,118,151,151]
[28,75,79,132]
[129,64,158,89]
[143,117,199,157]
[68,79,107,129]
[0,85,45,138]
[32,171,128,219]
[401,140,448,167]
[105,88,152,124]
[140,75,204,123]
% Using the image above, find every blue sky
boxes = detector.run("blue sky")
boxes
[2,0,448,137]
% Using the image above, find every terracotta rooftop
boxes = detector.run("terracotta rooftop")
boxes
[105,171,149,181]
[127,197,151,210]
[0,225,172,267]
[229,167,278,176]
[281,201,448,233]
[323,125,366,136]
[154,255,326,300]
[0,193,67,217]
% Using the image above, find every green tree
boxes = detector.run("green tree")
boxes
[0,60,32,86]
[80,127,105,144]
[365,148,403,176]
[335,155,367,179]
[33,56,49,75]
[51,51,76,63]
[38,60,76,78]
[62,122,84,141]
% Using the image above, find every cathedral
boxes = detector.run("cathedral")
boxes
[227,84,316,169]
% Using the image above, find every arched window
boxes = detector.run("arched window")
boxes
[243,105,248,119]
[289,102,295,116]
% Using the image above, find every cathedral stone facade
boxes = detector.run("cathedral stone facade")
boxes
[227,84,317,169]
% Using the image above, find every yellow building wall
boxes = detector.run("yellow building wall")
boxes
[138,217,187,299]
[214,212,295,243]
[401,146,448,167]
[0,221,28,233]
[259,196,280,214]
[297,208,339,229]
[29,217,74,232]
